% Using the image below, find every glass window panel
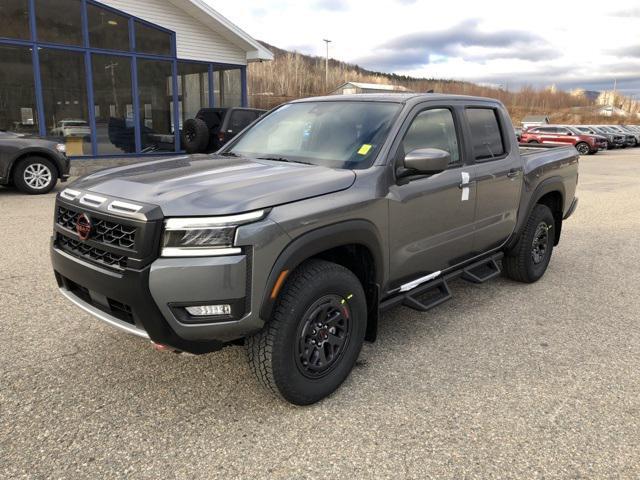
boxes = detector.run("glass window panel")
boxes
[466,108,505,160]
[402,109,460,165]
[92,54,134,155]
[87,4,130,51]
[40,48,90,155]
[0,45,38,133]
[178,62,209,126]
[214,68,242,107]
[35,0,83,46]
[0,0,31,40]
[135,21,171,56]
[137,59,174,152]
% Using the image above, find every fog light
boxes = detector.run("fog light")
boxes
[185,304,231,316]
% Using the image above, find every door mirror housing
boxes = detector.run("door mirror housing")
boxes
[402,148,450,175]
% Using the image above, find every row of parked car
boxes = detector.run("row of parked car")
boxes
[517,124,640,155]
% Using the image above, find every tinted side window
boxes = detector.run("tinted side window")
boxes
[466,108,505,160]
[229,110,257,132]
[402,108,460,165]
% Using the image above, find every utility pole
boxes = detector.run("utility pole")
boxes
[323,39,332,92]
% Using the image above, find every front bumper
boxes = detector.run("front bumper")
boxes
[52,241,263,354]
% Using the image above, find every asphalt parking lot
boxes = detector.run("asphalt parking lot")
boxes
[1,148,639,479]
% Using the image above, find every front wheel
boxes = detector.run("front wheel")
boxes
[246,259,367,405]
[575,142,590,155]
[13,156,57,194]
[503,204,555,283]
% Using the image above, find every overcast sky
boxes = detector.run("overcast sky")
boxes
[210,0,640,96]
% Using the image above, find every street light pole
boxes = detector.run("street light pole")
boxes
[323,39,332,92]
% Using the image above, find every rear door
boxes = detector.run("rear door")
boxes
[464,106,523,254]
[554,127,575,146]
[387,104,477,286]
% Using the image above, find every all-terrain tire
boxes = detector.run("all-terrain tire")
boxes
[246,259,367,405]
[13,156,57,194]
[503,204,555,283]
[182,118,210,153]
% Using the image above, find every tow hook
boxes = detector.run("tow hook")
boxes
[151,342,194,356]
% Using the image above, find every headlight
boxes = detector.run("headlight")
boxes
[161,210,266,257]
[56,143,66,153]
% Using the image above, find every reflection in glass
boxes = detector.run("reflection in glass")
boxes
[92,54,134,154]
[35,0,83,46]
[87,4,130,51]
[137,59,175,152]
[0,45,38,133]
[135,21,171,56]
[0,0,31,40]
[178,62,210,124]
[40,48,90,155]
[214,68,242,107]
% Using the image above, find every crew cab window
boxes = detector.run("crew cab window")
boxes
[466,108,505,160]
[402,108,460,165]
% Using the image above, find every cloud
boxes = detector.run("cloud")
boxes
[617,45,640,58]
[314,0,349,11]
[352,19,558,71]
[609,7,640,17]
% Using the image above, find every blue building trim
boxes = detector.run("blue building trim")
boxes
[172,59,181,152]
[0,0,248,159]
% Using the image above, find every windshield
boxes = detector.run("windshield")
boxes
[225,101,403,169]
[566,126,584,135]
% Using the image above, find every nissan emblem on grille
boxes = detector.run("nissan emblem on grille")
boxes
[76,213,92,241]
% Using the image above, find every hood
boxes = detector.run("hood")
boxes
[74,154,356,216]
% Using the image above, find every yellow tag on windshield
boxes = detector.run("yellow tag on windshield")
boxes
[358,144,372,155]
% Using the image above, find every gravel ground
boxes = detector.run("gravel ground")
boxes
[1,149,639,479]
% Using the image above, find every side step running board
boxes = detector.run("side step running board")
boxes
[402,279,452,312]
[380,252,504,314]
[461,257,502,284]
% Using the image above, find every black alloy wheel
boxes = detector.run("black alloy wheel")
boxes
[295,295,352,378]
[531,222,550,265]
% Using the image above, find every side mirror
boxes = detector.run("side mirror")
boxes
[402,148,450,175]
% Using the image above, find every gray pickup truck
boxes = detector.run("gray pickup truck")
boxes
[51,94,579,404]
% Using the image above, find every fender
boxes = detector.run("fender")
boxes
[259,219,386,322]
[506,176,566,250]
[5,147,64,181]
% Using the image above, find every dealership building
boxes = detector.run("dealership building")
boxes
[0,0,272,158]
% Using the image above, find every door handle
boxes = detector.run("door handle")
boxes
[507,169,519,179]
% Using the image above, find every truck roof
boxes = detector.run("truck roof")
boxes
[291,93,501,105]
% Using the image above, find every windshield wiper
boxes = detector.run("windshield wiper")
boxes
[219,151,239,157]
[256,156,310,165]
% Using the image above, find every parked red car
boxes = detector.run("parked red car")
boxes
[521,125,607,155]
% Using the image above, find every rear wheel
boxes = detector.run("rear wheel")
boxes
[503,204,555,283]
[13,156,57,194]
[182,118,209,153]
[575,142,590,155]
[246,259,367,405]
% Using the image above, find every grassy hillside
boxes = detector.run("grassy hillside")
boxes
[248,43,626,125]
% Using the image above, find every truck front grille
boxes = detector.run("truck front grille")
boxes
[57,206,137,249]
[57,234,128,270]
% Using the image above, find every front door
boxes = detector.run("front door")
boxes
[388,107,477,288]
